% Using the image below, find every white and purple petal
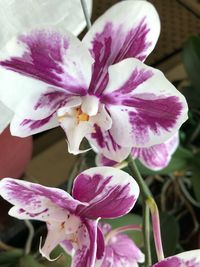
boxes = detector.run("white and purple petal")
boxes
[0,29,93,136]
[71,219,98,267]
[133,133,179,170]
[95,153,117,167]
[0,178,82,220]
[88,125,131,162]
[0,0,93,134]
[101,58,188,148]
[151,250,200,267]
[72,167,139,219]
[106,234,144,267]
[83,0,160,95]
[10,113,59,137]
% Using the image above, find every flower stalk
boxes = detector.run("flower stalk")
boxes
[143,201,152,266]
[147,197,164,262]
[80,0,91,30]
[127,155,164,265]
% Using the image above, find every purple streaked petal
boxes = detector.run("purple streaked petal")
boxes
[72,167,139,219]
[102,58,188,148]
[0,30,93,137]
[0,29,92,95]
[1,88,81,142]
[88,125,131,162]
[133,133,179,170]
[29,90,81,120]
[151,250,200,267]
[83,0,160,95]
[96,227,105,260]
[10,113,58,137]
[96,154,117,167]
[0,178,82,219]
[72,219,98,267]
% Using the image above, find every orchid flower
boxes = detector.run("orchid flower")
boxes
[0,167,139,267]
[96,132,179,171]
[0,0,188,161]
[94,223,144,267]
[0,0,92,134]
[151,250,200,267]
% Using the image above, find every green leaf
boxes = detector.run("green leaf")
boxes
[151,213,179,263]
[190,157,200,203]
[0,249,23,265]
[181,85,200,109]
[42,246,71,267]
[19,255,45,267]
[136,147,193,175]
[103,214,143,246]
[182,35,200,91]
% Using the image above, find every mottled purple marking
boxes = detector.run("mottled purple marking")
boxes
[116,17,151,62]
[3,179,78,213]
[153,257,200,267]
[114,68,153,95]
[88,18,151,96]
[76,181,135,219]
[34,90,68,110]
[96,227,105,260]
[73,174,112,203]
[29,183,78,212]
[25,208,49,218]
[91,124,105,149]
[136,144,169,170]
[21,114,53,130]
[4,180,42,207]
[19,208,25,213]
[101,68,153,104]
[0,30,86,95]
[98,154,117,167]
[91,124,121,152]
[126,96,183,145]
[72,220,97,267]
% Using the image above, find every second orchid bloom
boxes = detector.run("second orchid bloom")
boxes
[0,167,139,267]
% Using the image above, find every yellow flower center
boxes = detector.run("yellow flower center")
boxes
[76,107,89,123]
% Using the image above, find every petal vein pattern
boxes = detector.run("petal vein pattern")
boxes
[83,0,160,95]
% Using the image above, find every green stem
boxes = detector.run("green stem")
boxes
[127,155,164,265]
[24,220,34,255]
[143,201,152,267]
[127,155,152,199]
[80,0,91,30]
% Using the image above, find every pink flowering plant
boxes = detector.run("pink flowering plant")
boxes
[0,1,200,267]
